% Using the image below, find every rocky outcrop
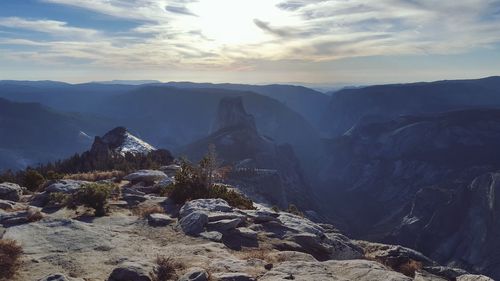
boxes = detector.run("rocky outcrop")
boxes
[183,97,314,210]
[178,199,363,260]
[319,109,500,279]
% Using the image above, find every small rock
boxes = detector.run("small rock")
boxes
[423,266,469,279]
[122,187,146,196]
[0,199,17,210]
[37,273,72,281]
[108,262,151,281]
[154,177,175,188]
[179,211,208,235]
[199,231,223,242]
[0,182,23,201]
[123,194,148,206]
[147,213,174,226]
[233,227,258,240]
[178,267,209,281]
[0,208,43,227]
[457,274,495,281]
[213,272,255,281]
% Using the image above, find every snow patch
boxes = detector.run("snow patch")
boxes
[116,132,156,156]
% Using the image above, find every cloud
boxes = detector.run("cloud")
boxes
[0,17,98,38]
[253,19,291,37]
[1,0,500,73]
[165,5,197,16]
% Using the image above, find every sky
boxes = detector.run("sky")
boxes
[0,0,499,85]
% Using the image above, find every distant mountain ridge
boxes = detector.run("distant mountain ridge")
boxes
[322,76,500,136]
[0,98,108,170]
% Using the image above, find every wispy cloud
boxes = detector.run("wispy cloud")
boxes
[0,17,98,38]
[1,0,499,73]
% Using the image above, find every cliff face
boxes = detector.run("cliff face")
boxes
[183,97,313,210]
[211,97,257,133]
[318,109,500,279]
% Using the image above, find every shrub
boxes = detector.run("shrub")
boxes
[45,171,64,181]
[209,184,254,209]
[149,256,184,281]
[286,204,303,217]
[23,170,45,191]
[168,153,254,210]
[0,239,23,280]
[397,260,423,277]
[48,192,72,207]
[70,183,115,216]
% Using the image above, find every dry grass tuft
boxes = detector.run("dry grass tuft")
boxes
[64,170,125,182]
[397,260,423,277]
[150,256,184,281]
[239,248,276,264]
[0,239,23,280]
[367,256,423,278]
[132,205,165,218]
[26,208,44,222]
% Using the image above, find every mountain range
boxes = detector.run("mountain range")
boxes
[2,76,500,278]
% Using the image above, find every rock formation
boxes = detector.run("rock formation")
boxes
[183,97,314,210]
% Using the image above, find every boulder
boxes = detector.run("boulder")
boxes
[0,182,23,201]
[124,170,167,184]
[147,213,174,227]
[45,180,89,194]
[178,267,209,281]
[179,211,208,235]
[108,262,151,281]
[179,199,232,218]
[207,218,242,232]
[358,241,435,266]
[160,164,181,177]
[291,232,363,261]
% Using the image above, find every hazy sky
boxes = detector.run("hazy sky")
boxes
[0,0,499,85]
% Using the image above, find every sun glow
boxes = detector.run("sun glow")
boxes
[187,0,296,45]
